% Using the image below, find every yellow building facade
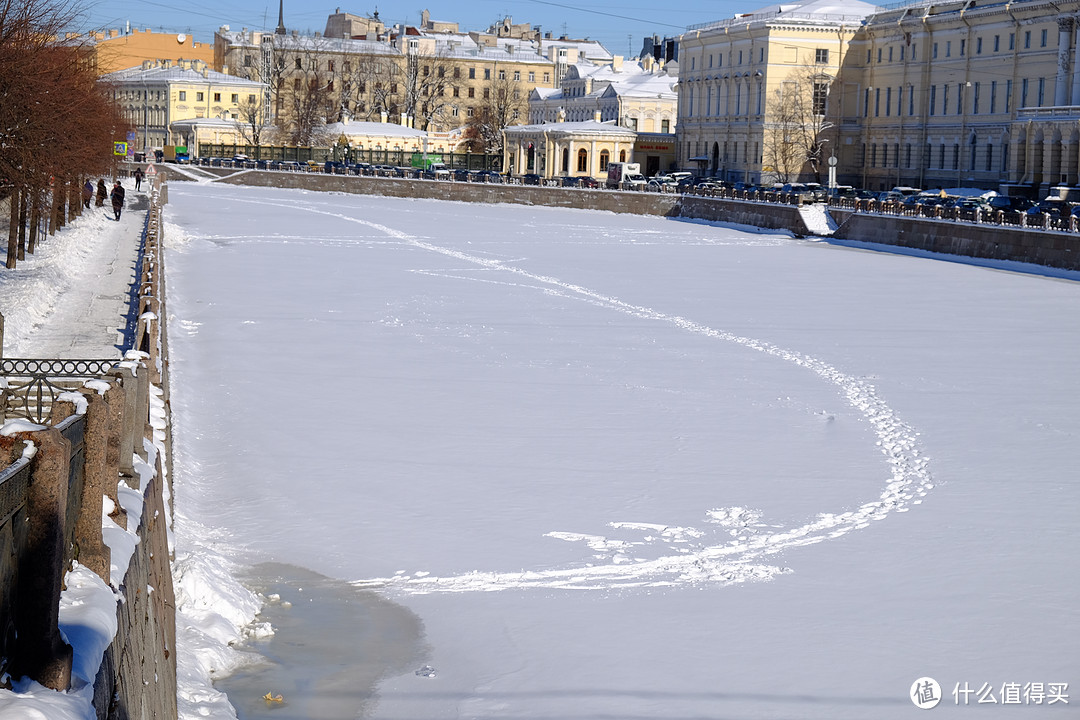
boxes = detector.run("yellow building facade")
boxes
[102,60,265,154]
[677,0,875,184]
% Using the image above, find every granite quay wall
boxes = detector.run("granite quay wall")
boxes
[830,208,1080,271]
[165,166,1078,271]
[0,176,177,718]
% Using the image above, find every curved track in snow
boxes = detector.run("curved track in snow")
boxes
[230,194,935,592]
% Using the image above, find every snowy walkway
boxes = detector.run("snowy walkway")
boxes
[0,178,146,358]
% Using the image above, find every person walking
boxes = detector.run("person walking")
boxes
[82,179,94,208]
[95,179,108,207]
[110,180,126,221]
[134,168,145,191]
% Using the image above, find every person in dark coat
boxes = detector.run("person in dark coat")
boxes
[110,181,126,220]
[82,180,93,208]
[95,179,108,207]
[134,168,145,191]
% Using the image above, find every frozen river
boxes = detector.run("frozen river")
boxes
[165,182,1078,719]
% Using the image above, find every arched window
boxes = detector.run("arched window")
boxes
[562,147,570,172]
[619,149,626,162]
[599,149,610,170]
[577,148,588,172]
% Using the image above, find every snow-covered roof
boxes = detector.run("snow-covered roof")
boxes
[324,121,427,138]
[687,0,880,31]
[102,64,263,87]
[504,119,637,136]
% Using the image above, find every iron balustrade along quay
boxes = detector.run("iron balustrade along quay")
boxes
[1,358,119,425]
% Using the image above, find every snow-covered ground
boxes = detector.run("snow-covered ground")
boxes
[163,182,1078,718]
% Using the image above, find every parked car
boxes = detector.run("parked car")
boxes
[578,176,600,189]
[1026,199,1073,222]
[560,176,581,187]
[954,197,990,220]
[521,173,542,185]
[986,195,1034,214]
[452,168,471,181]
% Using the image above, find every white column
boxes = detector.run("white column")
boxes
[1056,17,1073,106]
[1071,19,1080,104]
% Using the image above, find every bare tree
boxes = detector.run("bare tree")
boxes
[763,68,835,184]
[234,95,270,149]
[400,49,458,130]
[1,0,131,268]
[465,73,526,154]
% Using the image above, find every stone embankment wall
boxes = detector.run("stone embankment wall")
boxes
[0,179,176,718]
[177,167,1078,271]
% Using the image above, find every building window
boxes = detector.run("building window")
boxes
[661,119,670,133]
[1041,28,1047,47]
[453,87,459,97]
[956,83,962,114]
[213,92,221,101]
[929,85,936,115]
[1021,78,1029,106]
[942,84,949,115]
[543,72,550,83]
[870,144,877,167]
[875,87,881,116]
[816,48,828,63]
[885,86,892,116]
[295,57,302,69]
[562,148,569,172]
[328,60,335,71]
[231,93,238,103]
[468,87,475,98]
[973,82,980,114]
[467,107,474,117]
[469,67,475,79]
[905,143,912,168]
[953,144,960,169]
[1038,77,1046,106]
[933,43,938,59]
[514,70,520,81]
[985,141,993,172]
[994,35,1000,52]
[908,84,915,115]
[900,46,905,61]
[344,61,351,72]
[976,37,982,54]
[179,91,186,101]
[1002,142,1009,172]
[483,88,489,99]
[499,69,506,80]
[485,68,491,80]
[960,39,965,56]
[244,54,252,67]
[946,41,951,57]
[248,94,255,103]
[877,48,882,63]
[577,148,588,172]
[196,92,204,101]
[1006,79,1012,112]
[528,71,534,82]
[619,149,627,162]
[1024,31,1031,49]
[990,80,997,113]
[599,149,610,170]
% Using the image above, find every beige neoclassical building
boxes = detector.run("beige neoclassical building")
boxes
[841,0,1080,195]
[503,119,638,178]
[678,0,1080,196]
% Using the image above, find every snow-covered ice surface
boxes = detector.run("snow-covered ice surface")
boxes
[164,182,1079,718]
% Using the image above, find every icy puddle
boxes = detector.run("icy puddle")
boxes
[216,563,428,719]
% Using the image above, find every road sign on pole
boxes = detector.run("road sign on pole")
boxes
[114,142,128,156]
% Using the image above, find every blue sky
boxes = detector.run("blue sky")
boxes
[74,0,746,56]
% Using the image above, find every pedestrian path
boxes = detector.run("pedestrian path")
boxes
[0,177,147,359]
